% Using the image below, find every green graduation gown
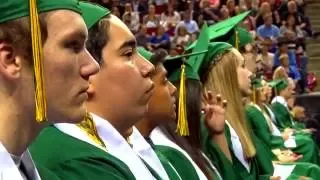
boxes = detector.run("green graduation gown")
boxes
[245,104,320,179]
[29,126,136,180]
[246,104,320,165]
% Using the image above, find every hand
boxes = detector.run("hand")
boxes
[301,128,317,134]
[203,91,227,135]
[281,132,290,141]
[292,106,306,120]
[270,176,281,180]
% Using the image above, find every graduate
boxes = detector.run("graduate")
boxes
[130,47,199,180]
[0,0,99,179]
[247,79,320,163]
[246,78,320,178]
[148,24,231,180]
[199,41,320,179]
[30,2,157,179]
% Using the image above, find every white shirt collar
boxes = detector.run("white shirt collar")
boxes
[0,143,41,180]
[150,127,208,180]
[225,121,250,172]
[130,127,169,180]
[271,96,288,108]
[55,113,155,180]
[90,113,155,180]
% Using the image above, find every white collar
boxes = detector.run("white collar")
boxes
[0,143,41,180]
[271,96,288,108]
[55,113,155,180]
[225,121,250,172]
[150,127,208,180]
[130,127,169,180]
[91,113,155,180]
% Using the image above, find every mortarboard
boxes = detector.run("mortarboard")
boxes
[268,79,288,95]
[79,1,110,30]
[186,11,251,51]
[0,0,81,123]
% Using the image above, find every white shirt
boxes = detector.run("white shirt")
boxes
[150,127,208,180]
[0,143,41,180]
[130,127,170,180]
[225,121,251,172]
[55,113,155,180]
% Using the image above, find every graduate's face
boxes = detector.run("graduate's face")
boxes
[43,10,99,123]
[90,15,154,125]
[233,49,253,96]
[147,64,177,123]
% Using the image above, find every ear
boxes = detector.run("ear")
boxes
[0,42,22,80]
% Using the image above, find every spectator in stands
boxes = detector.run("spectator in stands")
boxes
[243,0,258,16]
[257,12,280,52]
[279,54,301,83]
[122,2,140,33]
[112,0,124,16]
[257,44,275,80]
[160,5,181,28]
[219,5,230,20]
[226,0,238,16]
[111,6,121,18]
[150,26,171,50]
[280,1,312,37]
[173,26,191,47]
[256,2,281,28]
[200,0,220,8]
[136,25,152,50]
[154,0,168,14]
[135,0,149,19]
[176,10,199,34]
[200,0,220,25]
[274,39,297,67]
[143,4,161,35]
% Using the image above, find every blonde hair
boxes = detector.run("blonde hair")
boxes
[273,66,288,80]
[203,48,256,158]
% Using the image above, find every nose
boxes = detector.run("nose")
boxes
[169,81,177,95]
[138,54,155,77]
[80,49,100,80]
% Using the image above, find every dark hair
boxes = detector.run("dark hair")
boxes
[0,14,48,64]
[86,16,111,66]
[160,79,214,179]
[150,48,168,66]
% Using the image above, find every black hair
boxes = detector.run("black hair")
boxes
[160,79,214,179]
[86,16,111,65]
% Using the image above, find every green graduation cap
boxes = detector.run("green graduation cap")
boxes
[79,1,110,30]
[227,27,253,49]
[138,47,153,62]
[268,79,288,95]
[0,0,81,123]
[186,11,251,51]
[251,78,263,89]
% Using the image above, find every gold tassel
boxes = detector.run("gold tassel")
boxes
[235,30,239,50]
[77,112,107,149]
[176,64,189,136]
[29,0,47,123]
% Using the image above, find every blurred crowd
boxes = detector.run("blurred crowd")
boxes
[89,0,319,94]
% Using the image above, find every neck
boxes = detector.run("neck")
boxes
[135,117,154,138]
[87,101,133,137]
[0,97,42,156]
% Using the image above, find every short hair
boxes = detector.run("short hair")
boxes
[149,48,168,66]
[0,14,48,65]
[86,16,111,66]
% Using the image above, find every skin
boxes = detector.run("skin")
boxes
[0,10,99,155]
[86,15,155,136]
[233,49,253,96]
[136,63,177,137]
